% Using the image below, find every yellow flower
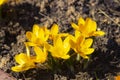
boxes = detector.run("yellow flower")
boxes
[11,44,47,72]
[0,0,7,6]
[25,24,49,46]
[49,24,68,40]
[11,53,36,72]
[70,35,94,59]
[71,17,105,37]
[34,46,47,63]
[46,36,70,59]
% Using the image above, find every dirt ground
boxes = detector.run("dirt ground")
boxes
[0,0,120,80]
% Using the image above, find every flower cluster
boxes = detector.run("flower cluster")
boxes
[11,17,105,72]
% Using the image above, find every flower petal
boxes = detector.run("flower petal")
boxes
[50,48,60,58]
[69,39,76,51]
[69,39,76,49]
[26,32,36,42]
[44,43,52,51]
[83,48,94,55]
[51,24,59,35]
[11,63,35,72]
[59,33,69,37]
[15,53,28,64]
[77,35,85,47]
[32,24,40,37]
[92,31,105,36]
[80,54,89,59]
[83,38,93,48]
[83,18,92,34]
[34,47,47,63]
[38,27,45,40]
[25,42,37,46]
[78,17,85,26]
[11,65,24,72]
[61,55,70,59]
[90,20,97,32]
[75,30,81,39]
[53,36,62,48]
[71,22,79,30]
[77,52,89,59]
[63,36,70,53]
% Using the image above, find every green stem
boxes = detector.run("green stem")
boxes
[76,54,81,61]
[94,72,98,80]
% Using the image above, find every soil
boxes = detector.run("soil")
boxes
[0,0,120,80]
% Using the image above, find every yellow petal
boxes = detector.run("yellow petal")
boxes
[69,39,76,49]
[34,47,47,63]
[83,38,93,48]
[71,22,79,30]
[15,53,28,64]
[24,42,37,46]
[53,36,62,47]
[36,38,45,45]
[25,44,30,57]
[26,32,36,42]
[11,65,25,72]
[44,43,52,51]
[90,20,97,32]
[11,63,35,72]
[51,24,59,35]
[59,33,69,37]
[77,35,85,47]
[50,48,60,58]
[83,48,94,55]
[79,52,89,59]
[69,35,76,42]
[78,17,85,26]
[83,18,92,33]
[63,36,70,53]
[50,48,70,59]
[69,35,76,49]
[0,0,7,5]
[43,27,49,41]
[61,55,70,59]
[32,24,40,37]
[75,30,81,39]
[92,31,105,36]
[38,27,45,40]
